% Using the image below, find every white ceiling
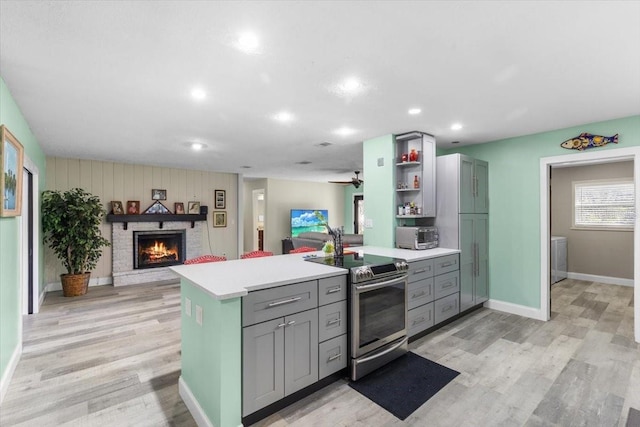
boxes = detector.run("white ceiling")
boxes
[1,1,639,184]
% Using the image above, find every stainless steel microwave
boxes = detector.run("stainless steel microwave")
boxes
[395,226,439,250]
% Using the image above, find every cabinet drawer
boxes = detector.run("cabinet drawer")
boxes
[243,280,318,326]
[434,292,459,324]
[408,278,434,310]
[318,334,347,379]
[434,254,459,276]
[318,301,347,342]
[434,270,460,300]
[408,302,434,337]
[318,276,347,306]
[408,259,434,283]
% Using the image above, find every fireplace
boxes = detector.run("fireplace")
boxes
[133,230,186,269]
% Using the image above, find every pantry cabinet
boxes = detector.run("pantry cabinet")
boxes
[436,154,489,312]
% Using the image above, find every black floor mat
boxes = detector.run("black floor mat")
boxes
[348,352,459,420]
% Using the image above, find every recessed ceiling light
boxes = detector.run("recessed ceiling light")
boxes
[451,123,463,131]
[235,31,260,54]
[191,88,206,100]
[334,127,357,137]
[273,111,294,122]
[339,78,361,92]
[408,108,422,115]
[191,142,203,150]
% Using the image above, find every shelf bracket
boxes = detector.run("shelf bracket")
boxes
[191,221,196,228]
[159,222,164,229]
[123,222,128,230]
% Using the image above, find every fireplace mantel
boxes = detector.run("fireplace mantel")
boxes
[106,213,206,230]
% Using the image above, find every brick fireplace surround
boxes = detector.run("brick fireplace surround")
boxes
[111,221,203,286]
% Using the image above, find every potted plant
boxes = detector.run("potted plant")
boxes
[42,188,110,297]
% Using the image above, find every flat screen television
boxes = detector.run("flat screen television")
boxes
[290,209,328,237]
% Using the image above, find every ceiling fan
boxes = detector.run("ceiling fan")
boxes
[329,171,364,188]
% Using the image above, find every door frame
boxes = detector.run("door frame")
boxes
[352,193,363,234]
[20,154,40,315]
[540,147,639,343]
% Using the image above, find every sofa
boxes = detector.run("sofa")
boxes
[290,231,363,251]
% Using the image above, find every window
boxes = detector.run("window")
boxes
[573,179,635,229]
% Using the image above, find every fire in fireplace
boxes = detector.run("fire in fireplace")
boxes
[133,230,186,269]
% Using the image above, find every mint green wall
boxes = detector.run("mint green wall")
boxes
[0,76,46,385]
[181,280,242,427]
[363,134,395,247]
[343,183,364,234]
[446,115,640,309]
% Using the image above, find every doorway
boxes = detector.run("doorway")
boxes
[20,157,40,315]
[540,147,640,343]
[353,194,364,234]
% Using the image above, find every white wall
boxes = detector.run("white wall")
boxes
[254,178,345,254]
[45,157,239,285]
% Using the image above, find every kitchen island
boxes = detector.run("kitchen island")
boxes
[170,246,459,427]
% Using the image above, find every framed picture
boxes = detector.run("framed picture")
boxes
[188,201,201,214]
[213,211,227,227]
[112,201,124,215]
[174,202,185,214]
[127,200,140,214]
[143,200,171,214]
[152,189,167,200]
[0,125,24,217]
[215,189,226,209]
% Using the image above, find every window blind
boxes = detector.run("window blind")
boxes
[573,180,635,228]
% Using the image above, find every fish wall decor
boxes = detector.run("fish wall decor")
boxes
[561,133,618,151]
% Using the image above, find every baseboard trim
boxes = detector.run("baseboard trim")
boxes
[484,299,547,321]
[179,376,216,427]
[0,341,22,404]
[566,272,634,287]
[45,276,113,293]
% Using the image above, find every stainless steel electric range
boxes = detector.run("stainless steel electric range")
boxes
[306,252,409,380]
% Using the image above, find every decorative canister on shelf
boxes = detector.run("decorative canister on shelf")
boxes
[401,153,408,162]
[409,149,419,162]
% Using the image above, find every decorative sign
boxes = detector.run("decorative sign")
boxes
[561,133,618,151]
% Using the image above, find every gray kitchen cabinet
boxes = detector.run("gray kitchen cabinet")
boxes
[407,254,460,338]
[284,308,319,396]
[394,131,437,219]
[459,214,488,311]
[242,278,322,416]
[243,308,319,416]
[437,154,489,313]
[242,317,285,416]
[458,154,488,214]
[317,276,347,380]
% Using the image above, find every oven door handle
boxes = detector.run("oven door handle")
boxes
[354,274,408,292]
[356,337,409,364]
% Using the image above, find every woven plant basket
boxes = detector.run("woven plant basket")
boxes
[60,273,90,297]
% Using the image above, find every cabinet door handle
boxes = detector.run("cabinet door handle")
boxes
[440,262,452,268]
[412,291,426,299]
[277,320,296,328]
[268,296,302,307]
[443,305,453,313]
[441,281,454,289]
[412,316,425,325]
[413,269,426,274]
[328,353,342,362]
[326,287,342,294]
[326,318,341,326]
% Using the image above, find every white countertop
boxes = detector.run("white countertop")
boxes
[171,246,459,300]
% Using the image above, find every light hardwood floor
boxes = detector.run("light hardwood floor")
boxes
[0,279,637,426]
